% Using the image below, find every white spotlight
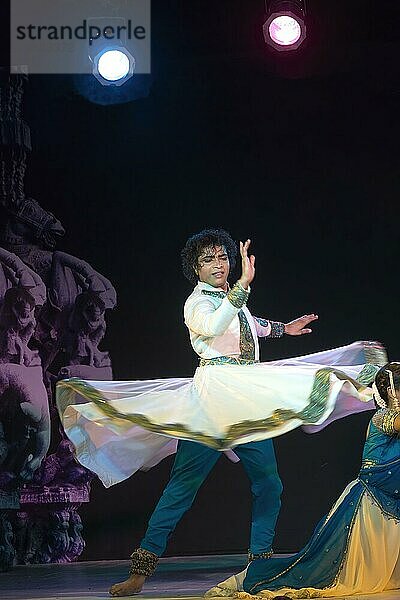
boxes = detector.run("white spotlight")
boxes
[93,48,135,86]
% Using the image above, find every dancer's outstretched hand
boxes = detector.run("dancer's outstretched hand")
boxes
[285,314,319,336]
[238,239,255,289]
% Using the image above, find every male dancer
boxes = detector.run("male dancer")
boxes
[110,228,318,596]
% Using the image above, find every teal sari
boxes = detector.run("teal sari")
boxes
[244,420,400,594]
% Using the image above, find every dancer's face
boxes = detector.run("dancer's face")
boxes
[196,245,230,290]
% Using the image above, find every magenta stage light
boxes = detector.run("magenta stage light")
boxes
[263,0,306,51]
[269,15,302,46]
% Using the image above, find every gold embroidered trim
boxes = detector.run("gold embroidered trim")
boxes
[236,590,324,599]
[361,459,378,468]
[248,549,273,561]
[361,484,400,524]
[356,363,382,386]
[199,356,258,366]
[57,363,380,452]
[329,491,364,587]
[363,343,388,366]
[361,455,400,472]
[269,321,285,338]
[201,289,225,298]
[238,310,255,360]
[227,281,250,309]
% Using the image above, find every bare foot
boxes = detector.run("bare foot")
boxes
[109,574,146,596]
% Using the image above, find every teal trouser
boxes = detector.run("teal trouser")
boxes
[140,438,283,556]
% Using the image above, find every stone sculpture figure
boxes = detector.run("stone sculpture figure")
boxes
[65,291,109,367]
[66,511,84,561]
[0,72,116,384]
[0,250,49,487]
[33,438,93,488]
[0,513,14,570]
[0,248,45,364]
[0,249,49,571]
[43,509,70,563]
[45,251,116,373]
[13,510,29,563]
[0,72,116,568]
[0,288,38,366]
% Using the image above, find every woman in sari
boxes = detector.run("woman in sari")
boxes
[206,362,400,599]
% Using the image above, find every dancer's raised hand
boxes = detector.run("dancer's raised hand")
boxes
[238,239,255,289]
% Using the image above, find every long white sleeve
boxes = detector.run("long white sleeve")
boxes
[184,295,240,337]
[184,282,256,360]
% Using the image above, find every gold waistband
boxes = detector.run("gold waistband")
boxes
[199,356,258,367]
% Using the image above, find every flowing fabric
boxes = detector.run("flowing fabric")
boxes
[206,421,400,598]
[56,341,385,488]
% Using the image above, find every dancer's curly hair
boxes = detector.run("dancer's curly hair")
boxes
[181,228,237,284]
[374,362,400,404]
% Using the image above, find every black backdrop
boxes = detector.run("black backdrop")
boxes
[5,0,400,559]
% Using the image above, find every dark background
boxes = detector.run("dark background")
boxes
[3,0,400,559]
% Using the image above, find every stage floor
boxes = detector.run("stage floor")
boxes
[1,554,399,600]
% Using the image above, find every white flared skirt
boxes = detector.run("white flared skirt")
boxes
[56,341,383,487]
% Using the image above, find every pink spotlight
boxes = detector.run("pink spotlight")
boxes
[263,1,306,51]
[268,15,302,46]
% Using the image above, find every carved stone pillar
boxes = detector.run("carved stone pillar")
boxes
[15,485,89,564]
[0,493,18,571]
[0,72,117,570]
